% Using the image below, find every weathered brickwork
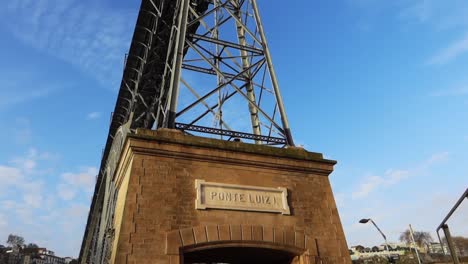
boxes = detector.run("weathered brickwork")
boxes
[111,129,351,264]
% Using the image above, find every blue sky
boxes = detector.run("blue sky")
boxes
[0,0,467,258]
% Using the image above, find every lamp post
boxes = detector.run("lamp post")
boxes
[409,224,422,264]
[359,218,390,256]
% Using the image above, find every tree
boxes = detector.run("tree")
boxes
[355,245,365,252]
[399,229,433,248]
[25,243,39,248]
[6,234,24,249]
[397,254,420,264]
[448,236,468,256]
[367,255,389,264]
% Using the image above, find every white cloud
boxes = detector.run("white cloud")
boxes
[352,152,448,199]
[385,169,410,184]
[64,204,89,219]
[427,34,468,65]
[0,151,47,210]
[352,175,385,199]
[1,200,17,210]
[10,148,58,175]
[0,165,23,187]
[23,193,44,208]
[0,148,65,198]
[21,181,44,194]
[57,183,77,201]
[0,156,45,228]
[56,167,98,201]
[86,112,102,120]
[426,152,449,164]
[0,79,56,109]
[60,167,97,193]
[399,0,468,29]
[352,170,410,199]
[0,0,135,89]
[397,1,468,65]
[0,149,96,257]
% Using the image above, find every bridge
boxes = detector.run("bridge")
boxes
[79,0,297,263]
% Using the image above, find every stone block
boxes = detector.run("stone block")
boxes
[284,229,295,246]
[218,225,231,240]
[252,225,263,241]
[241,225,252,240]
[263,226,274,242]
[206,225,219,242]
[193,226,207,244]
[295,232,305,249]
[166,230,182,255]
[230,225,242,240]
[306,236,318,256]
[274,227,284,244]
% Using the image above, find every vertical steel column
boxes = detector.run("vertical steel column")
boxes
[234,0,261,143]
[167,0,191,128]
[154,1,179,128]
[213,1,224,135]
[442,224,460,264]
[251,0,294,146]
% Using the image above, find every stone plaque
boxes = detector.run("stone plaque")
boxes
[195,179,290,215]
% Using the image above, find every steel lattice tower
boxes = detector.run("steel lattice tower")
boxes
[110,0,293,149]
[79,0,295,263]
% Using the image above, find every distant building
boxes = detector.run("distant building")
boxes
[428,242,449,254]
[21,248,54,257]
[22,255,31,264]
[63,257,73,264]
[349,241,455,262]
[8,252,22,264]
[0,246,73,264]
[349,243,414,261]
[33,254,66,264]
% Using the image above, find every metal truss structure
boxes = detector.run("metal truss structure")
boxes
[79,0,295,263]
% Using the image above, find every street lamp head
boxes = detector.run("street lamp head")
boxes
[359,218,370,224]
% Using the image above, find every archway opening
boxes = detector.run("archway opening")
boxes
[183,246,298,264]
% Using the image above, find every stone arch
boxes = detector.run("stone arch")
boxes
[166,225,318,262]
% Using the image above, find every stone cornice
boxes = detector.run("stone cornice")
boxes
[123,129,335,175]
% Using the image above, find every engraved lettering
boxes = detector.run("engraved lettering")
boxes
[256,195,262,203]
[195,180,290,215]
[239,194,245,202]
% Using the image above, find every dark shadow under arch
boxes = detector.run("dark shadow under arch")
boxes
[182,241,304,264]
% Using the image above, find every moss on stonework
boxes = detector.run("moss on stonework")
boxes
[130,128,336,164]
